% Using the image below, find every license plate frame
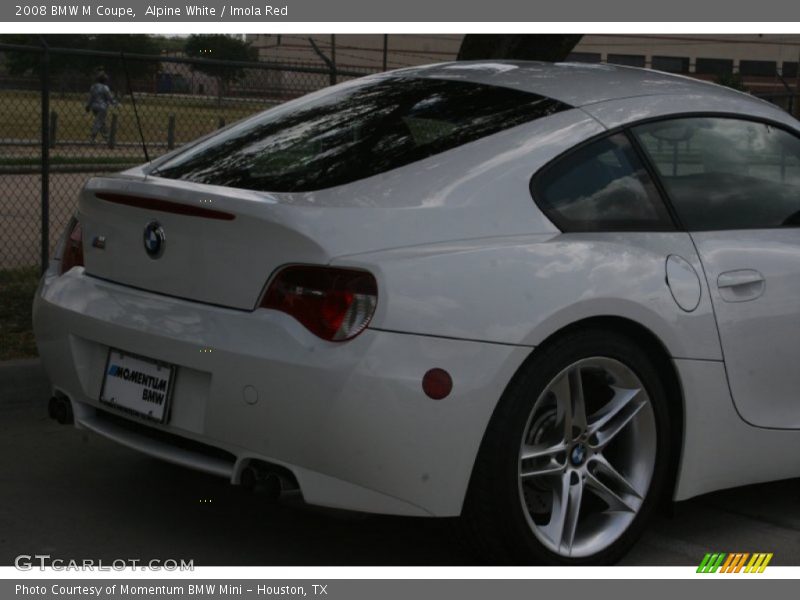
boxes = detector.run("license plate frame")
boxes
[99,349,176,424]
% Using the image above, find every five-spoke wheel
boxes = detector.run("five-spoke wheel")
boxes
[518,357,656,558]
[462,329,670,564]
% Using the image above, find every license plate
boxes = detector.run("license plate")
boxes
[100,349,175,423]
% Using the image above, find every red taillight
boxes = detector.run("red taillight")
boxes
[60,219,84,275]
[261,266,378,341]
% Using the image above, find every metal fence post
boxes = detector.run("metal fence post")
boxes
[40,39,50,275]
[167,114,176,149]
[383,35,388,71]
[48,110,57,149]
[108,113,118,149]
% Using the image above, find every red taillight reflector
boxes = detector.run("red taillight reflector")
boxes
[422,368,453,400]
[60,219,84,275]
[261,266,378,341]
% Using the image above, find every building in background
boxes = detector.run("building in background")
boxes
[570,34,800,109]
[570,34,800,77]
[246,34,800,112]
[246,34,462,71]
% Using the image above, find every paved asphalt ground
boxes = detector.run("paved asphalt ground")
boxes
[1,359,799,567]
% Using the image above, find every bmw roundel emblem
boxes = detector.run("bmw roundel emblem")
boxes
[143,221,166,259]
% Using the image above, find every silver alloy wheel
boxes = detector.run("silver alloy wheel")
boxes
[517,356,657,558]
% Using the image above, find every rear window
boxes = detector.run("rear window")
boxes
[152,77,570,193]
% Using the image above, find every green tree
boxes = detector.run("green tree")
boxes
[87,34,161,81]
[0,34,161,89]
[457,34,583,62]
[1,34,93,77]
[184,34,258,101]
[715,72,748,92]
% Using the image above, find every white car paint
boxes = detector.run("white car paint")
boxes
[35,269,529,515]
[33,61,800,518]
[690,230,800,429]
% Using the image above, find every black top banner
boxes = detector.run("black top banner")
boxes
[2,0,799,22]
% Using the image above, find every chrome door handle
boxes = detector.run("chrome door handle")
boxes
[717,270,764,289]
[717,269,765,302]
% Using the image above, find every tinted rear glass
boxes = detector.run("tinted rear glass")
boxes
[531,133,675,232]
[152,77,570,192]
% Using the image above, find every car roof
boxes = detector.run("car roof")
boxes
[395,60,762,108]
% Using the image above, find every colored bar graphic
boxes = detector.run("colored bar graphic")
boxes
[745,553,774,573]
[733,553,750,573]
[697,553,713,573]
[698,552,772,573]
[720,553,736,572]
[697,553,727,573]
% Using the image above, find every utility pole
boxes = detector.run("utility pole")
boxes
[40,36,50,274]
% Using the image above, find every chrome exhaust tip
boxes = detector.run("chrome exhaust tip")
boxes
[48,396,73,425]
[240,462,298,501]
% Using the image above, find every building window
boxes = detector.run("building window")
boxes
[695,58,734,76]
[607,54,646,68]
[651,56,690,74]
[566,52,602,63]
[783,62,799,78]
[739,60,776,77]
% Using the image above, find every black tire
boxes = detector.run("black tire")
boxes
[461,327,672,565]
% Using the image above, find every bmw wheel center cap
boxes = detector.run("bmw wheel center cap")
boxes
[570,444,587,466]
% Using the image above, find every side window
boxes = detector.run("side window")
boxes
[531,133,674,232]
[632,117,800,230]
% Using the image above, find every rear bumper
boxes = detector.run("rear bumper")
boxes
[33,268,530,517]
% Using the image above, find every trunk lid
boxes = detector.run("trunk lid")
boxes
[78,175,333,310]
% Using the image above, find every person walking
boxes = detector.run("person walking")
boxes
[85,73,117,143]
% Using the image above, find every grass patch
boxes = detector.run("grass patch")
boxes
[0,90,274,146]
[0,266,40,360]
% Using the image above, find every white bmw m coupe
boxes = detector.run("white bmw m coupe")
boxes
[34,61,800,564]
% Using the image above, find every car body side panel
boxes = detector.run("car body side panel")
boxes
[690,230,800,429]
[674,358,800,500]
[335,232,722,361]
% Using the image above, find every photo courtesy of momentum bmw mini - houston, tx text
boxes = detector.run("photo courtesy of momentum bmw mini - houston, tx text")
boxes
[30,58,800,564]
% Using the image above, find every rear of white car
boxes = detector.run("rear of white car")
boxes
[33,70,583,517]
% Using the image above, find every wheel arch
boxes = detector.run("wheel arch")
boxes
[466,315,685,513]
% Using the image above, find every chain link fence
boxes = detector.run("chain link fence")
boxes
[0,42,377,358]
